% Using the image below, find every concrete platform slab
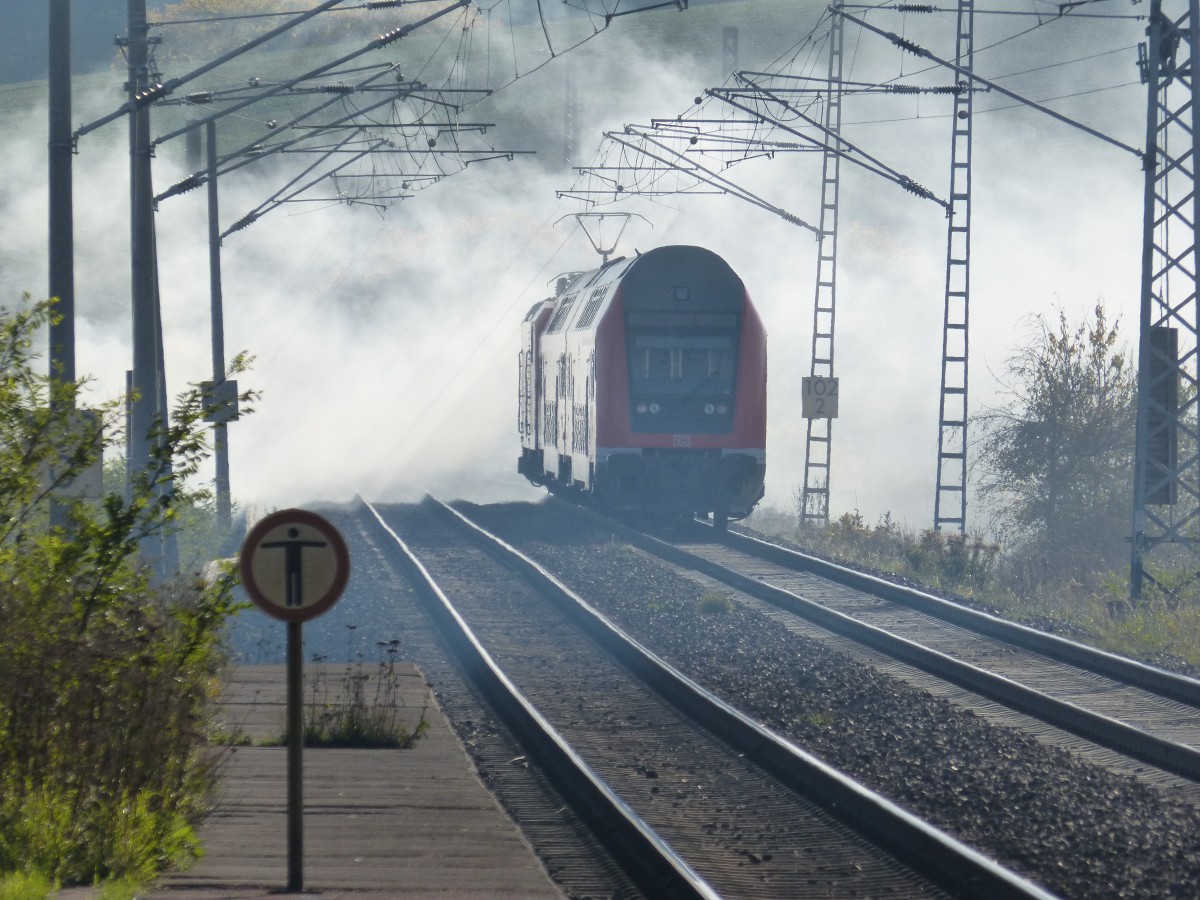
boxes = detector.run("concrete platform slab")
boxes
[137,664,563,899]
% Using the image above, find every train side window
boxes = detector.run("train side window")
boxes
[547,294,577,334]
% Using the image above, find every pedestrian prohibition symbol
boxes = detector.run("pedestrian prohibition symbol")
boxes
[239,508,350,623]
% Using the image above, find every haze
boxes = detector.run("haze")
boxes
[0,0,1147,531]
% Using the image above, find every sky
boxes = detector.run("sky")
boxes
[0,0,1152,534]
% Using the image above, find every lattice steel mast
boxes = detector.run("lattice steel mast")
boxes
[800,7,845,526]
[933,0,975,533]
[1130,0,1200,598]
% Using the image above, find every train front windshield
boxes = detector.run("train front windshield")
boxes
[627,315,740,434]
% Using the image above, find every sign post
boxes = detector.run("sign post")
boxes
[239,508,350,893]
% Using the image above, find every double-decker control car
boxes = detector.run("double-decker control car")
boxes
[518,245,766,525]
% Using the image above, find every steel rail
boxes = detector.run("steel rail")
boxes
[437,499,1056,900]
[557,502,1200,782]
[715,526,1200,710]
[357,497,720,900]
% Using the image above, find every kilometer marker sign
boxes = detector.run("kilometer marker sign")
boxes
[802,376,839,419]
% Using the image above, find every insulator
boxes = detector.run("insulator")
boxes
[895,3,935,12]
[367,0,405,7]
[890,85,921,94]
[319,83,355,94]
[375,24,413,47]
[186,91,214,104]
[173,175,202,195]
[929,85,961,94]
[892,36,931,59]
[134,83,168,105]
[228,212,258,234]
[899,176,933,199]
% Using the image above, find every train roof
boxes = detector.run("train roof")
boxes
[618,245,745,312]
[541,245,747,337]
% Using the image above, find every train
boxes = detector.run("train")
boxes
[517,244,767,526]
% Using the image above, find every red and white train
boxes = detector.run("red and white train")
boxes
[518,245,766,525]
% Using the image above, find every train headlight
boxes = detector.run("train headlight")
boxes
[704,403,716,415]
[649,403,660,414]
[636,403,648,414]
[717,403,728,415]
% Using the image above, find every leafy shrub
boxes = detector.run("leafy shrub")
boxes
[0,297,253,886]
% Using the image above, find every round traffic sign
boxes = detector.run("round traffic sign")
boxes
[239,508,350,623]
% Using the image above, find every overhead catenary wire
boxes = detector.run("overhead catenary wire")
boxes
[151,0,450,27]
[165,0,626,222]
[150,0,472,147]
[833,6,1143,158]
[708,79,950,209]
[76,0,356,140]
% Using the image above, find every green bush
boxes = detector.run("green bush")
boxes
[0,297,253,887]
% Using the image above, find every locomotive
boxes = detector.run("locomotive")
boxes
[518,244,766,525]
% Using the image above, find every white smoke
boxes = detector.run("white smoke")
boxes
[1,3,1149,531]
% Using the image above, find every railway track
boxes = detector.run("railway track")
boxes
[451,497,1200,899]
[350,497,1052,899]
[563,502,1200,789]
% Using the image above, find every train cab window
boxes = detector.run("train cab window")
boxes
[626,329,739,434]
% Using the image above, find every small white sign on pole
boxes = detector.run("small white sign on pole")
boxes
[802,376,840,419]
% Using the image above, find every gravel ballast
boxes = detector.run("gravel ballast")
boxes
[461,501,1200,900]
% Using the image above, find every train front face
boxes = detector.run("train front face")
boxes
[594,246,767,520]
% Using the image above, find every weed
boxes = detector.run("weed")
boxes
[697,591,734,615]
[208,729,253,747]
[275,648,431,749]
[0,870,55,900]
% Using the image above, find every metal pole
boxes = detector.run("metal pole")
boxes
[49,0,76,531]
[128,0,157,488]
[933,0,975,534]
[124,370,133,504]
[208,121,232,532]
[128,0,166,570]
[153,263,179,575]
[287,620,304,891]
[1131,2,1163,600]
[800,5,844,528]
[49,0,75,387]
